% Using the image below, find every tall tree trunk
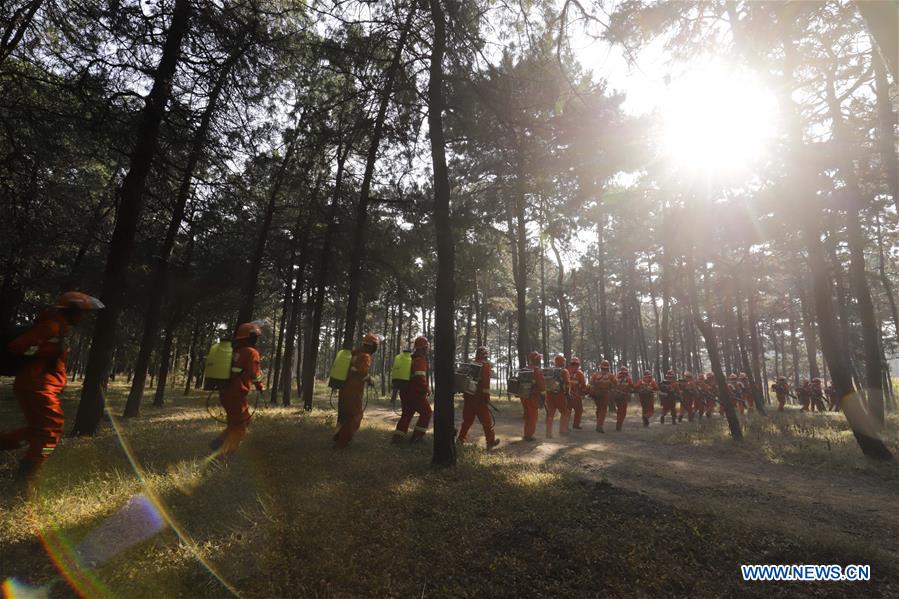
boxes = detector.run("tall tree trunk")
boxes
[270,277,291,403]
[825,74,886,426]
[647,258,662,379]
[152,322,176,407]
[539,224,548,359]
[282,227,311,406]
[550,237,572,358]
[597,215,610,359]
[872,48,898,216]
[876,215,899,341]
[796,277,821,379]
[341,4,416,347]
[123,39,246,417]
[427,0,455,468]
[183,319,199,395]
[73,0,190,436]
[301,142,351,410]
[776,24,891,459]
[511,174,529,367]
[235,124,302,330]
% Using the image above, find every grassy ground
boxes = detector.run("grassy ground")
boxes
[1,382,897,598]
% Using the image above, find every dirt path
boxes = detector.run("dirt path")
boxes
[367,404,899,559]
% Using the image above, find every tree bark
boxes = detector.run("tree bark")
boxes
[427,0,455,468]
[123,44,244,417]
[825,73,886,426]
[73,0,190,436]
[872,48,898,216]
[301,142,351,410]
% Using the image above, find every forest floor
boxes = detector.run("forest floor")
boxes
[0,381,897,598]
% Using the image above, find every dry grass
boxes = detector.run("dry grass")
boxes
[665,405,899,477]
[0,382,897,598]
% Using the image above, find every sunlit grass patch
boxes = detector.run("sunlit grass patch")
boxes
[1,386,897,597]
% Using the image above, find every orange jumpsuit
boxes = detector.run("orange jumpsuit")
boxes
[215,344,263,454]
[810,384,827,412]
[1,311,70,467]
[771,382,790,412]
[566,366,586,429]
[659,379,679,423]
[729,382,746,415]
[589,372,617,431]
[678,379,696,422]
[692,380,708,417]
[797,384,811,411]
[458,358,495,445]
[395,354,432,440]
[334,348,372,448]
[635,377,658,424]
[520,367,545,439]
[545,368,570,437]
[614,373,632,431]
[740,379,754,414]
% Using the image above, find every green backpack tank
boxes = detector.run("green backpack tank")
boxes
[203,339,233,391]
[328,349,354,389]
[390,350,413,390]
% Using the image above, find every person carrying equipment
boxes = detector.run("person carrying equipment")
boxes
[334,333,380,448]
[770,376,792,412]
[519,351,545,441]
[544,354,571,438]
[588,360,617,433]
[796,379,811,411]
[1,292,104,480]
[393,336,432,443]
[566,357,587,430]
[726,373,746,415]
[457,346,498,448]
[678,371,697,422]
[635,370,658,427]
[210,321,265,457]
[612,366,633,431]
[703,372,718,418]
[738,372,754,414]
[810,378,827,412]
[659,370,680,424]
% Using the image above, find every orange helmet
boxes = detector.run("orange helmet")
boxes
[413,335,429,350]
[554,354,565,367]
[618,366,628,374]
[475,346,488,359]
[665,370,675,380]
[705,373,714,380]
[363,333,382,347]
[600,360,610,370]
[728,373,737,381]
[739,372,748,379]
[642,370,652,377]
[684,371,693,379]
[528,351,542,366]
[570,356,581,366]
[56,291,104,310]
[235,321,262,340]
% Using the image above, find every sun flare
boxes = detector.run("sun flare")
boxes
[661,65,778,175]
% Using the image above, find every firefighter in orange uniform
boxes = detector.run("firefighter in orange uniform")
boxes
[545,354,571,438]
[810,378,827,412]
[334,333,380,449]
[566,357,587,430]
[457,346,498,448]
[659,370,679,424]
[771,376,791,412]
[1,292,103,479]
[520,351,545,441]
[613,366,633,431]
[678,372,696,422]
[394,335,432,443]
[210,321,265,457]
[635,370,658,427]
[727,373,746,415]
[703,372,718,418]
[739,372,754,414]
[589,360,617,433]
